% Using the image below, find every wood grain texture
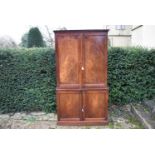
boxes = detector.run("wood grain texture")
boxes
[83,90,108,120]
[57,35,81,88]
[58,91,81,121]
[54,30,109,126]
[83,35,107,87]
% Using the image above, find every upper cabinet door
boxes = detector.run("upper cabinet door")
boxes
[83,33,108,88]
[56,34,82,88]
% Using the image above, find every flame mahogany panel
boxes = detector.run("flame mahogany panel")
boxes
[57,90,82,121]
[56,34,81,88]
[83,90,108,120]
[83,34,108,88]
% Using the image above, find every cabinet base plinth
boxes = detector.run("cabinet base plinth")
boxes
[57,120,108,126]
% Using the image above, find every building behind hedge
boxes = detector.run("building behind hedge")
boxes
[103,25,132,47]
[103,25,155,48]
[132,25,155,48]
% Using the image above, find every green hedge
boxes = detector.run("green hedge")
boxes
[0,48,56,114]
[108,47,155,104]
[0,47,155,114]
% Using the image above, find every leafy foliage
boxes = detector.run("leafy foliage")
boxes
[0,48,56,114]
[27,27,45,48]
[20,33,28,47]
[0,47,154,114]
[108,47,155,104]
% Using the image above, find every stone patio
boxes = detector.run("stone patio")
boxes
[0,105,144,129]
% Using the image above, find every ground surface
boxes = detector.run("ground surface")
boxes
[0,104,144,129]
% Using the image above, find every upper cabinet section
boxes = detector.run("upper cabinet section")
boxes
[54,30,108,89]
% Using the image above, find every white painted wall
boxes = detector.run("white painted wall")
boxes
[132,25,155,48]
[143,26,155,48]
[109,36,131,47]
[107,25,132,36]
[103,25,132,47]
[132,26,143,46]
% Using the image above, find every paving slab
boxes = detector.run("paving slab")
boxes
[131,104,155,129]
[11,120,57,129]
[0,105,144,129]
[11,113,27,120]
[143,99,155,119]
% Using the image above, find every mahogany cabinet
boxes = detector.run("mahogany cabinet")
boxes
[54,30,109,125]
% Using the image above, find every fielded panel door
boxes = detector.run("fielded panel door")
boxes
[82,33,108,121]
[56,34,82,89]
[55,33,82,122]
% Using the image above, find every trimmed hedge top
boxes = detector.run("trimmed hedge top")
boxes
[0,47,155,114]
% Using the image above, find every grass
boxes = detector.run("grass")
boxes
[128,116,145,129]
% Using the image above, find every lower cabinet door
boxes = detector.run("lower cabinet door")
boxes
[57,90,82,122]
[83,90,108,121]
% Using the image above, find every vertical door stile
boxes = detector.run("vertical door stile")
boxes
[81,33,85,121]
[79,33,83,121]
[80,33,83,89]
[104,35,108,86]
[55,34,60,121]
[81,32,85,121]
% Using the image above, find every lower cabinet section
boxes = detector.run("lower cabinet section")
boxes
[57,89,108,125]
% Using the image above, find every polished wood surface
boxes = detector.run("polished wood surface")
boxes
[84,90,108,120]
[83,34,107,88]
[57,90,81,121]
[54,30,109,125]
[56,34,81,88]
